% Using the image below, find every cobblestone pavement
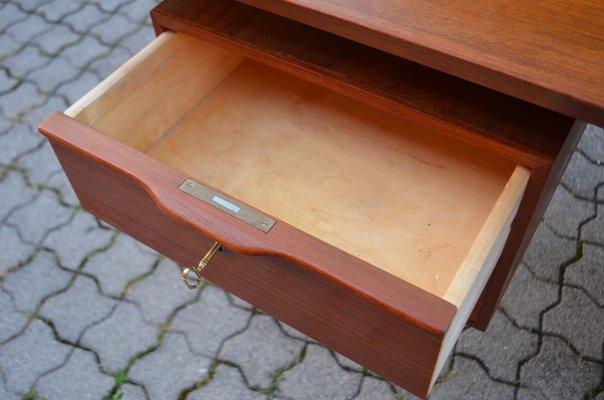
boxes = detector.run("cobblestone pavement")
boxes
[0,1,603,399]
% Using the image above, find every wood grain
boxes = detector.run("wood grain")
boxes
[66,31,526,300]
[470,120,586,329]
[67,32,243,151]
[40,112,457,398]
[40,112,456,334]
[151,0,575,167]
[145,60,517,300]
[237,0,604,127]
[434,166,528,386]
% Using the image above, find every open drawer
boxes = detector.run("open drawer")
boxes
[39,32,531,398]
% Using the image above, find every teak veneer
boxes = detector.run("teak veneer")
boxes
[38,0,590,398]
[238,0,604,127]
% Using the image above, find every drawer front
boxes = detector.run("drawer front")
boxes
[41,113,455,398]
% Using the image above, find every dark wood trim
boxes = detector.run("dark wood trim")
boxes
[151,0,574,168]
[236,0,604,127]
[470,120,586,330]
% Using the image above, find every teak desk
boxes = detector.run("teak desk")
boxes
[38,0,603,397]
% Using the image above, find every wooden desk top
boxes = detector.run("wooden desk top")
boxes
[238,0,604,126]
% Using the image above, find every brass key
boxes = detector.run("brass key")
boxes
[181,242,222,289]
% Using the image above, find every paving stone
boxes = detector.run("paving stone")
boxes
[0,171,37,223]
[44,210,114,270]
[120,383,147,400]
[0,117,13,136]
[543,185,595,238]
[4,122,40,155]
[392,384,415,399]
[2,45,51,78]
[0,69,17,93]
[89,45,133,79]
[84,233,157,297]
[0,319,71,394]
[277,344,361,400]
[456,310,538,381]
[500,263,559,329]
[355,377,400,400]
[2,250,73,313]
[0,224,34,275]
[517,387,549,400]
[522,222,577,282]
[275,320,313,342]
[188,364,264,400]
[119,0,158,24]
[565,243,604,306]
[119,24,155,55]
[60,35,110,69]
[17,140,64,187]
[0,290,29,343]
[583,204,604,246]
[22,93,67,127]
[14,0,56,13]
[57,70,101,104]
[93,0,135,13]
[0,82,43,120]
[46,170,79,206]
[90,13,140,45]
[63,4,110,33]
[220,315,305,389]
[0,381,19,400]
[5,14,52,43]
[28,59,80,96]
[172,285,250,358]
[81,302,159,373]
[0,33,22,60]
[40,275,117,343]
[32,25,80,55]
[225,291,254,311]
[562,151,604,200]
[126,258,197,324]
[129,332,212,399]
[334,352,363,372]
[518,337,601,400]
[37,0,83,23]
[7,190,73,245]
[0,122,44,165]
[0,3,29,32]
[578,124,604,165]
[542,287,604,359]
[429,357,514,400]
[36,347,114,400]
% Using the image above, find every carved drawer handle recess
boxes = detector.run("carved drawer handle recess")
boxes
[181,242,222,289]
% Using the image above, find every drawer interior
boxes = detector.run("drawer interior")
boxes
[66,32,527,306]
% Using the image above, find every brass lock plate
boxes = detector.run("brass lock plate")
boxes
[178,179,276,233]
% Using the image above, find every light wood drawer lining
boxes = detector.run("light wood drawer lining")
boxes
[66,32,528,306]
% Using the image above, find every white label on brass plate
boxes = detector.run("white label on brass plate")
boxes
[178,179,276,233]
[211,195,241,213]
